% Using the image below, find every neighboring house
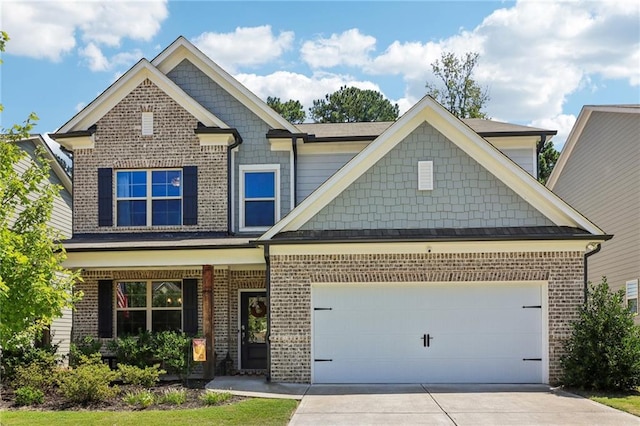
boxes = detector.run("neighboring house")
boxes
[13,135,73,357]
[51,36,609,385]
[547,105,640,320]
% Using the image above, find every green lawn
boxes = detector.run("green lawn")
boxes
[568,388,640,417]
[0,398,298,426]
[589,393,640,417]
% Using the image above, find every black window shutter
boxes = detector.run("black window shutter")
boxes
[98,168,113,227]
[183,166,198,225]
[182,278,198,335]
[98,280,114,338]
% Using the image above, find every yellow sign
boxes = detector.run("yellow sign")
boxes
[192,338,206,362]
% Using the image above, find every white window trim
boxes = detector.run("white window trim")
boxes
[626,279,638,315]
[239,164,280,232]
[115,169,183,227]
[115,280,183,336]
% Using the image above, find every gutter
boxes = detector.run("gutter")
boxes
[226,131,243,235]
[259,234,613,246]
[263,244,272,382]
[536,134,547,180]
[583,243,602,301]
[292,137,298,207]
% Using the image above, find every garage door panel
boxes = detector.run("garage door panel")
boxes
[312,283,545,384]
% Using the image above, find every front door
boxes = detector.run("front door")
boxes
[240,291,268,370]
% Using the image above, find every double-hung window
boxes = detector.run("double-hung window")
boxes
[239,164,280,231]
[115,280,183,336]
[116,169,182,226]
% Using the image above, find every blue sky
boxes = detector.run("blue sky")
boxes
[1,0,639,151]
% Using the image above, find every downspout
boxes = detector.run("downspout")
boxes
[227,131,243,235]
[264,244,272,382]
[536,134,547,180]
[583,243,601,301]
[292,137,298,208]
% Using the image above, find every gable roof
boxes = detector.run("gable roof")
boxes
[546,105,640,190]
[15,135,72,194]
[56,58,229,134]
[261,96,607,240]
[151,36,299,133]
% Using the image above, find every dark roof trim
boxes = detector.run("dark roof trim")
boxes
[65,242,259,253]
[261,227,611,245]
[266,129,377,143]
[50,124,97,140]
[477,130,557,138]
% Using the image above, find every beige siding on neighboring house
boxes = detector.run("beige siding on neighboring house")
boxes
[552,111,640,296]
[501,147,536,177]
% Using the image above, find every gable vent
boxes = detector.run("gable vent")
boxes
[142,112,153,136]
[418,161,434,191]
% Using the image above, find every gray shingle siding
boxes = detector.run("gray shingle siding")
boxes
[297,153,357,204]
[166,60,291,232]
[301,122,553,230]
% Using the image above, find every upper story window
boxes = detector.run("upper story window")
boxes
[98,166,197,228]
[239,164,280,231]
[116,169,182,226]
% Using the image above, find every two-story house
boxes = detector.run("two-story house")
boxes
[52,36,609,385]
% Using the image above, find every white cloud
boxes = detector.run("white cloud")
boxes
[301,29,376,69]
[1,0,167,63]
[193,26,294,72]
[236,71,386,119]
[357,0,639,126]
[79,43,109,72]
[529,114,577,152]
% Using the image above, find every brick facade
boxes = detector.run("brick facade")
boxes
[269,251,584,384]
[73,267,266,373]
[73,78,228,234]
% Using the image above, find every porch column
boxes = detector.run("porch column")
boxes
[202,264,215,379]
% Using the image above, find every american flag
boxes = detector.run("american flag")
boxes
[117,283,129,318]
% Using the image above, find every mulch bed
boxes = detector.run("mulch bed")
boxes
[0,380,245,411]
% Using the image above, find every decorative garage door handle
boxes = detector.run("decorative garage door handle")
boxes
[422,333,433,347]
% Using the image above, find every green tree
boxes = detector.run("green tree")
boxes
[266,96,306,124]
[561,278,640,391]
[309,86,399,123]
[426,52,489,119]
[538,139,559,184]
[0,31,80,350]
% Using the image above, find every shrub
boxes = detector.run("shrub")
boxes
[123,390,155,408]
[151,331,192,379]
[70,336,102,367]
[117,364,165,387]
[1,342,59,383]
[58,353,119,404]
[12,362,58,392]
[158,388,187,405]
[200,391,232,406]
[14,386,44,406]
[561,278,640,391]
[107,331,154,368]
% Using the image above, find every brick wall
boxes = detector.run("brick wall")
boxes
[73,78,228,234]
[73,269,203,348]
[269,251,584,384]
[73,267,266,373]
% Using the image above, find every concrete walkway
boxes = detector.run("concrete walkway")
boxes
[206,378,640,425]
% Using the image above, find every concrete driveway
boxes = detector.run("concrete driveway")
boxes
[288,384,640,425]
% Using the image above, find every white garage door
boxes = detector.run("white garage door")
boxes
[312,283,545,384]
